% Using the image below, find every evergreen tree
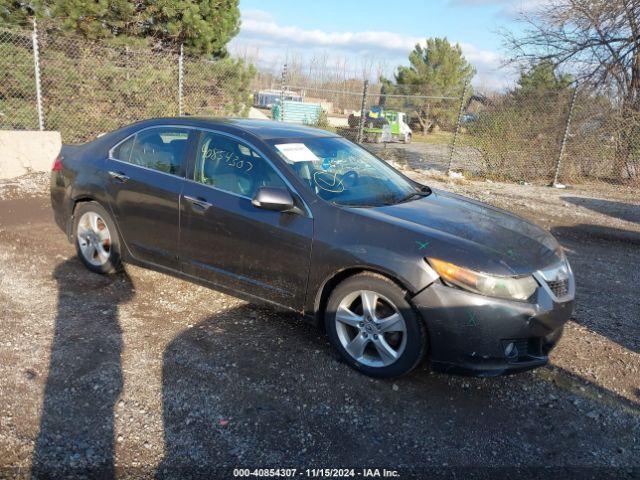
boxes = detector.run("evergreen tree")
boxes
[516,60,573,95]
[136,0,240,56]
[0,0,42,26]
[383,38,476,132]
[395,38,475,97]
[51,0,134,38]
[1,0,240,56]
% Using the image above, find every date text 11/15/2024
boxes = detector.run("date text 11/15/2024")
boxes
[233,468,401,478]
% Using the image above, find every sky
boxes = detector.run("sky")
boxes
[228,0,545,92]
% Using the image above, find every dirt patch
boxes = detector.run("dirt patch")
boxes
[0,170,639,478]
[0,172,51,201]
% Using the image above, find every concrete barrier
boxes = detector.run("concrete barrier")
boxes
[0,130,62,179]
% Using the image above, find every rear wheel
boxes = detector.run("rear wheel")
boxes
[325,273,427,378]
[73,202,122,274]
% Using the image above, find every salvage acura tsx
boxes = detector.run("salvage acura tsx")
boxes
[50,118,575,377]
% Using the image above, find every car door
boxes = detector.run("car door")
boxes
[179,129,313,310]
[105,126,195,269]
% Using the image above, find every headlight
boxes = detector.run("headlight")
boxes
[427,258,539,301]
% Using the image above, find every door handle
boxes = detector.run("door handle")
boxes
[184,195,212,210]
[108,171,130,183]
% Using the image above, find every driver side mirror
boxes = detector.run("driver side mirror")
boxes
[252,187,297,213]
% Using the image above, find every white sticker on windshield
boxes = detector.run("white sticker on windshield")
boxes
[275,143,319,163]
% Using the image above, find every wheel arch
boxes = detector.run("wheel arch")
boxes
[72,195,99,209]
[64,195,99,241]
[312,266,414,327]
[69,196,124,252]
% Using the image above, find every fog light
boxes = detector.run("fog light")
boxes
[504,342,518,359]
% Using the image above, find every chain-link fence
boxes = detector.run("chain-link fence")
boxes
[269,71,462,173]
[1,22,639,187]
[0,26,39,130]
[456,88,574,181]
[182,54,255,120]
[560,92,640,183]
[455,86,640,186]
[38,28,180,142]
[0,23,255,143]
[277,69,639,187]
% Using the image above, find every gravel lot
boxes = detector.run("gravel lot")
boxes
[0,169,638,479]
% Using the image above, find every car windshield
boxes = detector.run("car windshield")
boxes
[267,137,421,207]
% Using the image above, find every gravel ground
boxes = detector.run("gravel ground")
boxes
[0,171,51,201]
[0,168,638,479]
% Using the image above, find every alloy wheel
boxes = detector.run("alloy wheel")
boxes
[334,290,407,367]
[76,211,112,267]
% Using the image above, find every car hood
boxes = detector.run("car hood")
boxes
[353,188,563,276]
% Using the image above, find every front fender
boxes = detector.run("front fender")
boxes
[306,243,439,316]
[339,244,439,293]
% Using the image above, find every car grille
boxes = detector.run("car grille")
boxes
[547,278,569,298]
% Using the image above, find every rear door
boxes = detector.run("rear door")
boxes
[179,130,313,309]
[105,126,195,269]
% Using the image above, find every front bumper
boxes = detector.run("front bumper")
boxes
[412,281,574,377]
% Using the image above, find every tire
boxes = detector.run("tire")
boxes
[73,201,122,274]
[403,133,412,144]
[324,273,427,378]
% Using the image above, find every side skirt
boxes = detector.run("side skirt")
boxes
[122,255,318,326]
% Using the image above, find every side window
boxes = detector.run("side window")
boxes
[121,127,190,175]
[194,131,286,198]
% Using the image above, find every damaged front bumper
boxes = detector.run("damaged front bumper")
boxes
[412,281,575,377]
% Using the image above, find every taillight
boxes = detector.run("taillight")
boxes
[52,155,63,171]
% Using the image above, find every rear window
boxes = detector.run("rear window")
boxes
[111,127,191,176]
[112,136,134,163]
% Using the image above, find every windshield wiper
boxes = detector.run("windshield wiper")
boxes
[395,186,432,204]
[334,185,432,208]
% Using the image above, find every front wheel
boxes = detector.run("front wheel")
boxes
[73,201,122,274]
[325,273,427,378]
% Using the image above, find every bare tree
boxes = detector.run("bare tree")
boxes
[504,0,640,108]
[504,0,640,179]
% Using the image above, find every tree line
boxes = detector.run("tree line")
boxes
[381,1,639,125]
[379,1,638,180]
[0,0,240,56]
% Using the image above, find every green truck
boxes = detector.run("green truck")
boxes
[349,108,413,143]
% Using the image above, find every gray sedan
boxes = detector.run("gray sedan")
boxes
[50,118,575,377]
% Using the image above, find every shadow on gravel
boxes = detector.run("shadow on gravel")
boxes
[156,303,639,475]
[562,197,640,225]
[156,304,322,477]
[552,223,640,245]
[31,259,133,479]
[551,224,640,353]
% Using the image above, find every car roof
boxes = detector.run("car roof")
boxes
[128,117,338,141]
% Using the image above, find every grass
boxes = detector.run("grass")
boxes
[411,130,455,145]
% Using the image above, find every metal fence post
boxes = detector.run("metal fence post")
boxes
[447,79,469,173]
[178,44,184,116]
[356,79,369,144]
[31,18,45,131]
[279,63,287,122]
[552,86,578,187]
